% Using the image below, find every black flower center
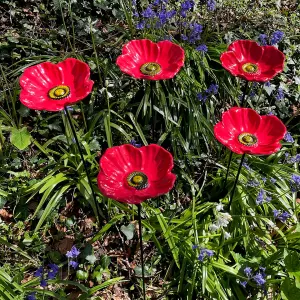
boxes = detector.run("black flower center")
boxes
[48,85,70,100]
[238,133,258,146]
[140,62,161,76]
[127,172,148,190]
[242,63,258,74]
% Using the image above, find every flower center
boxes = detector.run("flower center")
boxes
[140,62,162,76]
[48,85,70,100]
[242,63,258,74]
[238,133,258,146]
[127,171,148,190]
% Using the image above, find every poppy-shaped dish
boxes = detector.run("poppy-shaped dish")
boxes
[97,144,176,204]
[116,39,185,80]
[19,58,94,111]
[214,107,286,155]
[220,40,285,82]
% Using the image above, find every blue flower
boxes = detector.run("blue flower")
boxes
[270,177,276,184]
[284,132,294,143]
[287,154,300,164]
[264,81,271,87]
[136,21,145,30]
[69,260,79,269]
[34,266,43,278]
[258,34,268,45]
[270,30,284,45]
[206,83,219,95]
[240,281,247,288]
[141,7,156,18]
[253,273,266,286]
[40,279,48,287]
[130,139,142,148]
[27,293,36,300]
[249,89,256,98]
[197,92,208,103]
[198,248,214,261]
[273,209,290,222]
[196,44,208,53]
[207,0,216,11]
[275,88,284,100]
[244,267,252,277]
[66,245,80,258]
[256,189,265,205]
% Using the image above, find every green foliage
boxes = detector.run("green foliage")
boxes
[0,0,299,298]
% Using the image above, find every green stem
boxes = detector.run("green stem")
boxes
[228,154,246,209]
[137,204,146,300]
[64,107,104,222]
[224,151,233,188]
[240,81,249,107]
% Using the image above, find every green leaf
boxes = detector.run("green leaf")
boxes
[76,270,89,280]
[121,223,135,240]
[285,251,300,273]
[281,277,300,300]
[83,244,97,264]
[10,127,31,150]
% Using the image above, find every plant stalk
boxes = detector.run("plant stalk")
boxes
[228,153,246,209]
[64,107,103,222]
[240,81,249,107]
[137,204,146,300]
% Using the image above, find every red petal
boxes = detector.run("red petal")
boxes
[220,52,241,76]
[121,39,159,63]
[100,144,143,177]
[221,107,261,133]
[20,62,62,91]
[258,46,285,78]
[137,173,176,199]
[157,40,184,68]
[227,40,263,63]
[248,142,282,155]
[97,172,139,204]
[255,115,287,144]
[140,144,174,181]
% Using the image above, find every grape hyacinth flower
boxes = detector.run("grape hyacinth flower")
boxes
[284,132,294,143]
[258,34,268,46]
[130,139,142,148]
[206,84,219,95]
[240,281,247,288]
[141,6,156,18]
[47,263,59,279]
[270,30,284,45]
[244,267,252,277]
[27,293,36,300]
[197,92,208,103]
[273,209,291,222]
[275,88,284,101]
[256,189,265,205]
[253,273,266,286]
[180,0,195,17]
[290,174,300,192]
[198,248,214,261]
[207,0,216,11]
[66,245,80,258]
[69,260,79,269]
[196,44,208,53]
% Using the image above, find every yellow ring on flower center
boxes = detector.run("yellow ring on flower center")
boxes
[48,85,70,100]
[242,63,258,74]
[127,171,148,190]
[140,62,162,76]
[238,133,258,146]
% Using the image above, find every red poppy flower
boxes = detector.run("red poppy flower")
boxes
[19,58,94,111]
[97,144,176,204]
[220,40,285,82]
[116,39,185,80]
[214,107,286,155]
